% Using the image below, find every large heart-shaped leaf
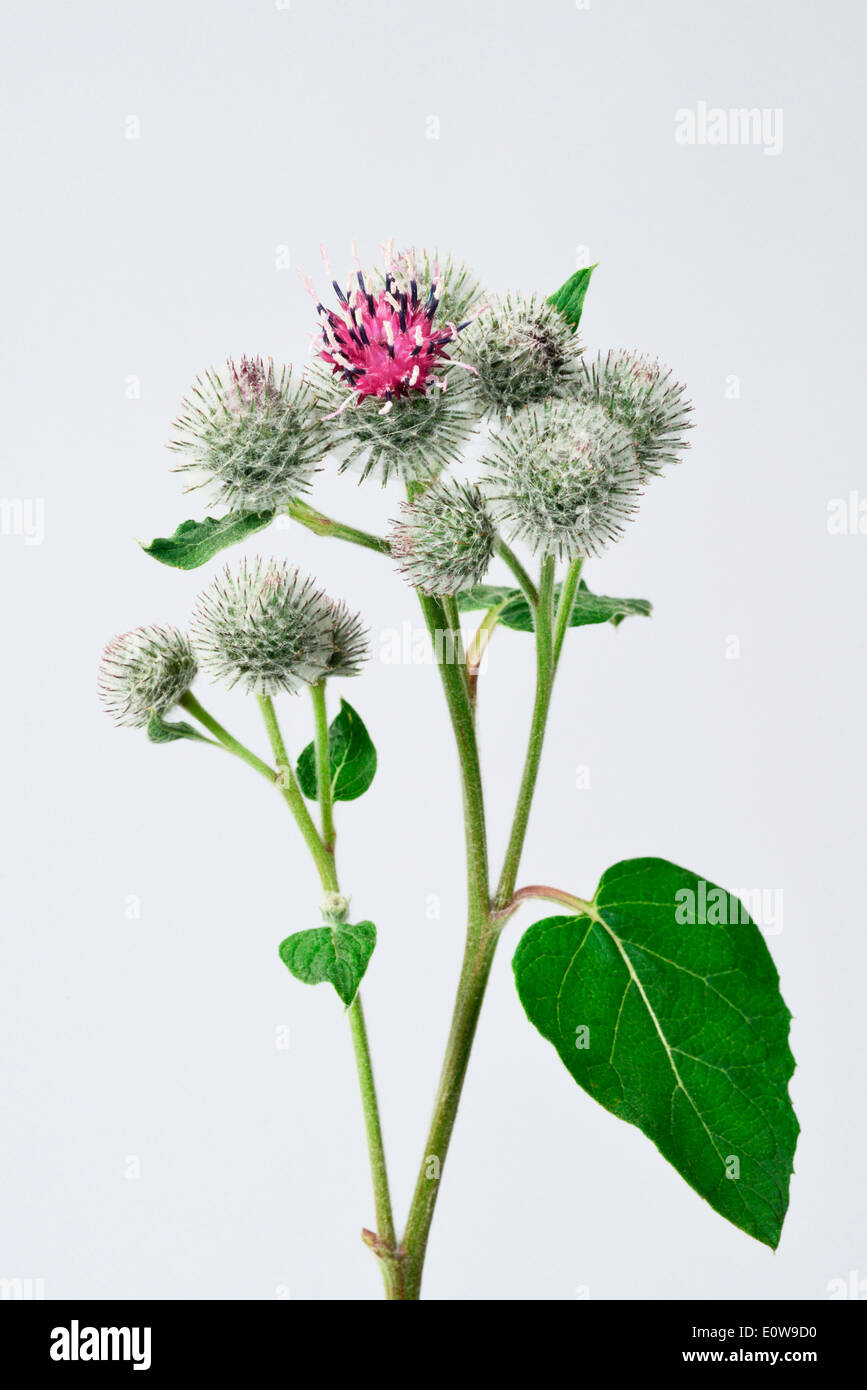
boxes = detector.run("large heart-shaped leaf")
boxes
[456,580,651,632]
[279,920,376,1007]
[141,511,275,569]
[296,699,377,803]
[512,858,798,1248]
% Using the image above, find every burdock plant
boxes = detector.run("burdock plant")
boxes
[102,246,799,1300]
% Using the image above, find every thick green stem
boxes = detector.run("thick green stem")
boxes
[310,681,336,852]
[416,594,489,930]
[495,537,538,607]
[265,503,567,1300]
[495,554,557,906]
[399,919,497,1298]
[393,591,494,1298]
[440,592,472,706]
[553,557,584,668]
[288,499,390,555]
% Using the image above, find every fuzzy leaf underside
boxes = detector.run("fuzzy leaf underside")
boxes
[141,511,275,569]
[146,710,214,744]
[296,699,377,803]
[279,920,376,1007]
[512,857,798,1248]
[548,265,597,331]
[456,580,651,632]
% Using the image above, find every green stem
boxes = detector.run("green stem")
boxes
[416,594,489,930]
[288,499,390,555]
[257,692,397,1280]
[399,920,497,1298]
[492,883,593,924]
[179,691,276,783]
[466,599,510,705]
[440,593,471,704]
[310,681,336,852]
[266,498,566,1297]
[495,537,538,607]
[349,995,397,1253]
[553,557,584,668]
[495,554,557,906]
[395,591,493,1298]
[256,693,338,893]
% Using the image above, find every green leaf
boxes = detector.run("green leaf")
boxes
[456,580,651,632]
[454,583,515,613]
[548,264,597,331]
[296,699,377,802]
[141,511,275,570]
[512,858,798,1249]
[146,710,216,745]
[279,920,376,1007]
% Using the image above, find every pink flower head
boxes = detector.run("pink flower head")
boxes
[309,247,475,405]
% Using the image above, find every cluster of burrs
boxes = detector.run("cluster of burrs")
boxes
[165,242,692,530]
[106,244,694,711]
[99,559,368,728]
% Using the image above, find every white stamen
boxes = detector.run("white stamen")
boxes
[322,391,361,420]
[298,271,319,302]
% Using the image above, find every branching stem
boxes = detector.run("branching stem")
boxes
[257,691,397,1275]
[288,499,390,555]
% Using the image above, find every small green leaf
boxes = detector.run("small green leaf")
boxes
[566,583,652,629]
[279,920,376,1006]
[296,699,377,802]
[456,580,651,632]
[512,858,798,1249]
[141,511,275,570]
[548,264,597,331]
[146,710,216,745]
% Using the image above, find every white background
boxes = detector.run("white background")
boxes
[2,0,864,1300]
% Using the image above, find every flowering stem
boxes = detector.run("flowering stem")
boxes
[275,512,563,1298]
[288,499,390,555]
[256,693,338,893]
[179,692,277,783]
[399,566,569,1294]
[495,537,538,606]
[553,557,583,667]
[310,681,336,852]
[256,690,398,1281]
[495,553,557,906]
[415,594,489,929]
[392,591,493,1298]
